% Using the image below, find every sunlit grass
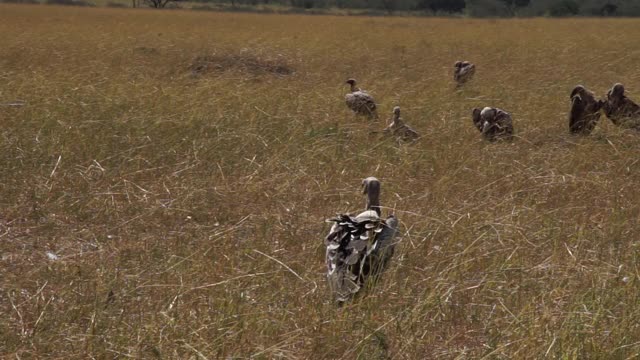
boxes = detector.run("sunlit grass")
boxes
[1,4,640,358]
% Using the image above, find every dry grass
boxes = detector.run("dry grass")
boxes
[1,4,640,358]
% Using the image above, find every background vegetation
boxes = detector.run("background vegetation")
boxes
[3,0,640,16]
[1,4,640,358]
[203,0,640,17]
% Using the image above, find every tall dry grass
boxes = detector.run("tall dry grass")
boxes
[1,4,640,358]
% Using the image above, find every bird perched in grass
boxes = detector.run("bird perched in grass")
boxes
[345,79,378,119]
[454,61,476,87]
[383,106,420,143]
[601,83,640,129]
[472,107,514,142]
[324,177,398,304]
[569,85,601,135]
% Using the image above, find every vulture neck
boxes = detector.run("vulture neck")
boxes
[366,192,381,216]
[350,84,360,92]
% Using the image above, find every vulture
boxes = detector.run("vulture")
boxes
[569,85,601,135]
[601,83,640,129]
[454,61,476,87]
[345,79,378,119]
[324,177,398,303]
[472,107,514,141]
[383,106,420,142]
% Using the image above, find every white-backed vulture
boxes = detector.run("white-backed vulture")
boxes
[454,61,476,87]
[383,106,420,142]
[345,79,378,119]
[324,177,398,303]
[569,85,601,135]
[602,83,640,129]
[472,107,514,141]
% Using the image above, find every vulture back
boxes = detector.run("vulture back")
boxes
[325,212,398,303]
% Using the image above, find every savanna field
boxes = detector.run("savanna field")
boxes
[1,4,640,358]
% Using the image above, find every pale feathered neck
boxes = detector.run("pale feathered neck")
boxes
[363,177,381,216]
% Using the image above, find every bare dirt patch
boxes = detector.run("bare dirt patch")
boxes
[190,51,294,77]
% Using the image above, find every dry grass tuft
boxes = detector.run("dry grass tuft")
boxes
[1,4,640,359]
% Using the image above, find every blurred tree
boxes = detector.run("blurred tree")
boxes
[290,0,328,8]
[415,0,465,13]
[618,0,640,15]
[549,0,579,16]
[465,0,511,17]
[182,0,640,16]
[143,0,181,7]
[601,2,618,15]
[579,0,618,15]
[500,0,529,15]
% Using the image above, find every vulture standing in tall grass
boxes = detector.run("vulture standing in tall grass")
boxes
[345,79,378,119]
[383,106,420,142]
[569,85,601,135]
[472,107,514,141]
[454,61,476,87]
[601,83,640,129]
[324,177,398,303]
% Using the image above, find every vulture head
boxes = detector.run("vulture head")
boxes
[570,85,586,99]
[454,61,462,69]
[346,78,359,92]
[362,177,381,216]
[480,107,496,121]
[610,83,625,99]
[392,106,401,120]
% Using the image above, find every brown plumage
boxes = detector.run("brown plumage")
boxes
[345,79,378,119]
[569,85,601,135]
[472,107,514,141]
[601,83,640,129]
[454,61,476,87]
[383,106,420,142]
[324,177,398,303]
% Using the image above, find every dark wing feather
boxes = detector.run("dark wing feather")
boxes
[368,215,398,273]
[623,97,640,115]
[472,108,483,132]
[569,94,586,134]
[484,110,513,141]
[601,96,640,128]
[346,91,377,118]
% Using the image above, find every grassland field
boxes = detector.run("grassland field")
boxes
[1,4,640,358]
